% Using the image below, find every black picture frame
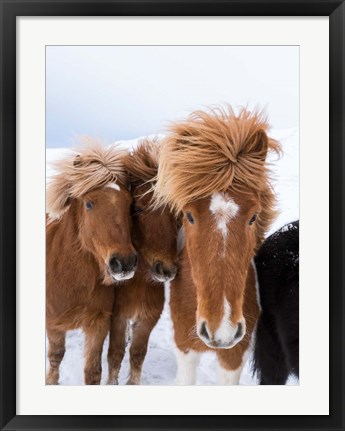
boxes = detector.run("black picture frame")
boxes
[1,1,344,430]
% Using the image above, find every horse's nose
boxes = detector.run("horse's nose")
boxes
[200,321,210,340]
[152,261,178,281]
[123,253,137,272]
[234,322,244,340]
[109,255,122,273]
[197,319,246,349]
[109,253,137,274]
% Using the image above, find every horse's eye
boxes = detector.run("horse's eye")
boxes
[85,201,93,210]
[249,213,257,225]
[186,212,195,224]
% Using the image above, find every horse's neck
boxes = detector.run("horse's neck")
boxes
[49,206,98,284]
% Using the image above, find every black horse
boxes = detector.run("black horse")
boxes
[253,220,299,385]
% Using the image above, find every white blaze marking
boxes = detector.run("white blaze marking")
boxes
[106,182,120,192]
[210,192,239,238]
[214,297,233,342]
[175,348,201,385]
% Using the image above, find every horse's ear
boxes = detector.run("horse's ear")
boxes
[253,129,269,161]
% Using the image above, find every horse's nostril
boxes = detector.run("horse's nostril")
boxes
[235,322,243,339]
[120,253,137,272]
[153,261,163,276]
[109,256,122,272]
[200,321,210,340]
[153,262,177,278]
[163,265,177,278]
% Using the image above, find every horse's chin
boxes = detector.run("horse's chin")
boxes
[110,270,136,282]
[200,338,238,350]
[151,272,176,283]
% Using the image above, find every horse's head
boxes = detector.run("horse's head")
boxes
[182,190,261,348]
[76,182,137,283]
[132,182,178,282]
[154,107,280,348]
[126,139,178,283]
[47,141,137,284]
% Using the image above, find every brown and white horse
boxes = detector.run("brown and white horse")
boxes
[154,107,280,384]
[107,139,178,385]
[46,141,136,385]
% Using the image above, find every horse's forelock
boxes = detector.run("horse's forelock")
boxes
[125,138,160,185]
[154,106,281,246]
[46,140,128,219]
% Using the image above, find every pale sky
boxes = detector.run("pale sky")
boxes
[46,46,299,148]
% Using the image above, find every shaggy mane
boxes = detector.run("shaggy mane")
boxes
[47,139,128,220]
[154,106,281,248]
[125,138,160,186]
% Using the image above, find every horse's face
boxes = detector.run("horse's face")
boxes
[183,190,260,349]
[77,183,137,284]
[131,183,178,282]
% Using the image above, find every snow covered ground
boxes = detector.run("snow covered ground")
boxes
[46,127,299,385]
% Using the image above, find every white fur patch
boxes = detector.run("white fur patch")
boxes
[211,297,246,348]
[214,297,233,342]
[112,270,135,281]
[210,192,239,238]
[217,362,243,385]
[217,347,250,384]
[175,348,201,385]
[105,182,120,192]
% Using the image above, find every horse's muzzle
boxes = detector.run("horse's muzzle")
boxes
[108,252,137,281]
[197,320,246,349]
[151,261,178,283]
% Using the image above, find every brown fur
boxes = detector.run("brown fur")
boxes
[155,107,279,383]
[107,139,178,385]
[46,141,135,385]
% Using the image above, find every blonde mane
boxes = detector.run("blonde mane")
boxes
[154,106,281,248]
[125,138,160,185]
[47,139,128,220]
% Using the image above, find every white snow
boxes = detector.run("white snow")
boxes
[46,127,299,385]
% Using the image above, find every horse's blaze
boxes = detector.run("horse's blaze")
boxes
[210,192,239,240]
[105,182,121,192]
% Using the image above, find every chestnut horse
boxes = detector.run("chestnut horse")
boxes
[107,139,178,385]
[154,107,280,384]
[46,142,137,385]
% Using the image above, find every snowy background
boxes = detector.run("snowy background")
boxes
[46,127,299,385]
[46,46,299,385]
